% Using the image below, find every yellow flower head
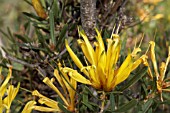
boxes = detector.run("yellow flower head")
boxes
[0,67,20,113]
[63,29,143,91]
[22,66,77,113]
[148,41,170,101]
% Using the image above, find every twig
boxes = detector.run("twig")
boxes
[5,54,47,76]
[6,54,38,68]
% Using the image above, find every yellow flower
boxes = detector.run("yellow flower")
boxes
[152,14,164,20]
[63,29,143,91]
[0,67,20,113]
[147,41,170,101]
[137,8,150,22]
[22,66,77,112]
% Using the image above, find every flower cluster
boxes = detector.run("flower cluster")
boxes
[62,28,143,91]
[21,28,170,112]
[147,41,170,101]
[22,63,77,112]
[0,67,20,113]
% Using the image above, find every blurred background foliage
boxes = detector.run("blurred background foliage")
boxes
[0,0,169,113]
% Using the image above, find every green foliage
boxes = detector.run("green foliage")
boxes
[0,0,170,113]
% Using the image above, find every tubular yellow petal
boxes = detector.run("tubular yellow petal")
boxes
[78,39,93,64]
[34,106,60,112]
[105,45,121,90]
[131,55,148,71]
[69,78,76,110]
[160,62,166,82]
[32,90,62,111]
[149,41,159,78]
[106,38,120,75]
[69,78,77,99]
[94,42,100,62]
[108,54,133,90]
[117,54,132,75]
[65,40,83,69]
[95,28,105,49]
[112,34,120,39]
[78,30,96,65]
[0,67,2,84]
[13,83,20,99]
[32,90,48,98]
[66,69,92,85]
[147,66,154,79]
[139,55,153,79]
[156,81,162,92]
[43,77,69,106]
[21,101,36,113]
[65,40,89,76]
[131,47,141,58]
[162,88,170,92]
[60,69,76,103]
[105,68,115,91]
[112,62,133,89]
[95,28,105,57]
[54,69,67,94]
[3,83,20,109]
[161,46,170,80]
[88,66,100,86]
[54,69,64,87]
[106,39,114,73]
[97,51,107,86]
[60,67,70,83]
[38,98,60,110]
[61,67,80,92]
[0,95,3,113]
[0,67,12,96]
[108,43,121,76]
[32,0,47,19]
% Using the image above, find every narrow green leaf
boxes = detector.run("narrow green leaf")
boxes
[82,101,95,111]
[138,111,143,113]
[110,93,115,112]
[141,99,153,113]
[59,24,68,39]
[49,9,56,47]
[88,102,99,108]
[35,29,51,52]
[84,86,98,99]
[23,0,32,6]
[56,24,68,49]
[80,86,89,111]
[141,83,148,98]
[18,43,47,52]
[14,34,31,43]
[7,27,14,41]
[119,66,148,91]
[23,12,44,21]
[151,76,157,92]
[114,99,138,112]
[52,0,59,19]
[0,29,10,39]
[24,22,31,34]
[148,108,152,113]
